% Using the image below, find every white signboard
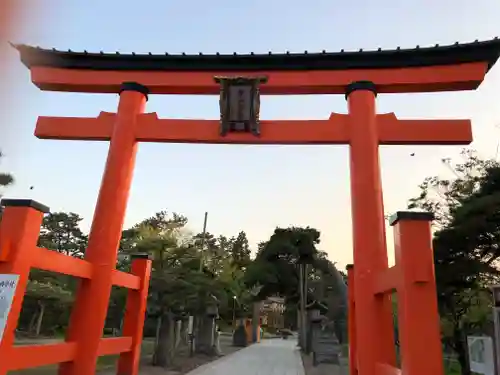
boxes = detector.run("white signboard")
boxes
[0,274,19,343]
[468,336,495,375]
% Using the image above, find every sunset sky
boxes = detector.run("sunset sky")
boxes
[1,0,500,268]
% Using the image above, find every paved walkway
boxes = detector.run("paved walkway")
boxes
[186,339,305,375]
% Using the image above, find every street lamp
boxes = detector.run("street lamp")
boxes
[232,296,237,328]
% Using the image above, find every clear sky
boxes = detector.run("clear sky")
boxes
[1,0,500,268]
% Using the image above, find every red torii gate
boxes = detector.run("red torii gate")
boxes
[1,39,499,375]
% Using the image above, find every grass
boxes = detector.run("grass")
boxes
[444,359,463,375]
[9,340,156,375]
[337,345,463,375]
[11,338,466,375]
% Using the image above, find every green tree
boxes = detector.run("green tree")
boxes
[230,231,251,270]
[0,151,14,191]
[311,256,348,342]
[193,231,226,276]
[0,150,14,217]
[120,211,230,367]
[38,212,88,258]
[244,226,347,346]
[23,274,73,336]
[245,227,320,297]
[18,210,87,337]
[408,149,500,375]
[149,245,225,365]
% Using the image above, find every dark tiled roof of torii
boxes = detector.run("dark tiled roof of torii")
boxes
[12,38,500,72]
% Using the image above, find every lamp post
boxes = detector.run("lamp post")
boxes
[306,300,327,356]
[192,211,208,357]
[198,212,208,272]
[232,296,237,329]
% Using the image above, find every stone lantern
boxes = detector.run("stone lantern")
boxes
[490,284,500,370]
[194,302,220,356]
[492,285,500,307]
[307,300,328,323]
[206,303,219,318]
[306,300,328,355]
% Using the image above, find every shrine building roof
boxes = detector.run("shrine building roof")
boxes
[12,38,500,72]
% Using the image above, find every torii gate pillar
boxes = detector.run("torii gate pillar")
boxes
[346,81,396,374]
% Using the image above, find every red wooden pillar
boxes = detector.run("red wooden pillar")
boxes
[60,82,148,375]
[0,199,48,375]
[346,81,396,375]
[346,264,357,375]
[390,211,444,375]
[117,253,152,375]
